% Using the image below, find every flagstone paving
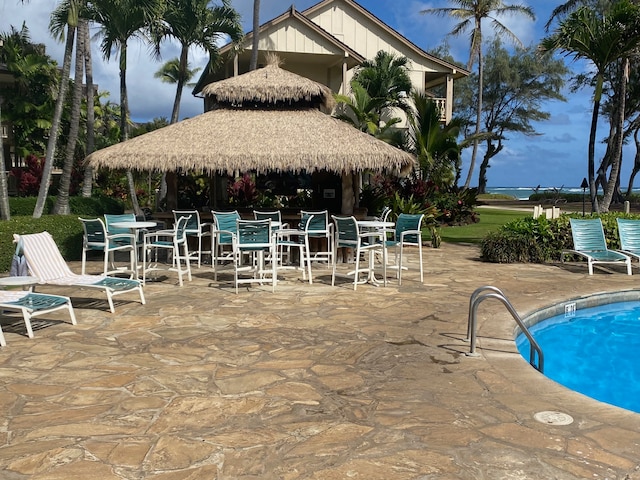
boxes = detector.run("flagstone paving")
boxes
[2,243,640,479]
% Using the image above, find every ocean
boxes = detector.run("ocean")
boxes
[484,186,640,200]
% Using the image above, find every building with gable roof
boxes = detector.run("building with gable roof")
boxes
[193,0,468,124]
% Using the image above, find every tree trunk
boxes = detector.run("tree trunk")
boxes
[0,102,10,220]
[341,171,354,215]
[601,58,628,212]
[53,26,85,215]
[588,75,603,214]
[463,44,483,190]
[119,42,141,216]
[627,128,640,199]
[249,0,260,70]
[33,25,75,218]
[81,19,95,197]
[170,45,188,124]
[478,140,501,195]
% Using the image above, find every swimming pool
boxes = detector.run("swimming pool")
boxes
[517,299,640,414]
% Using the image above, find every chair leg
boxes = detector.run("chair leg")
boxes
[418,242,424,283]
[20,310,34,338]
[81,249,88,275]
[398,244,404,286]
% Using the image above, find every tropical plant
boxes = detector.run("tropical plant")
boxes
[333,80,404,147]
[50,0,86,214]
[351,51,412,118]
[0,25,58,159]
[420,0,535,190]
[85,0,166,216]
[540,0,640,213]
[407,91,462,189]
[32,0,84,218]
[154,0,242,124]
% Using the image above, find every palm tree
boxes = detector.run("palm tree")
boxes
[249,0,260,70]
[351,51,412,118]
[80,17,95,197]
[541,1,640,212]
[420,0,535,190]
[50,1,86,214]
[85,0,165,216]
[408,91,462,189]
[0,37,11,220]
[32,0,81,218]
[155,0,242,124]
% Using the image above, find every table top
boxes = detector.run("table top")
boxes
[110,221,157,229]
[0,276,38,287]
[357,220,395,228]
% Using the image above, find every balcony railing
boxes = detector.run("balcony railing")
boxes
[1,124,7,139]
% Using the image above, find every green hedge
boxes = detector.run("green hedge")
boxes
[0,196,127,273]
[9,196,125,216]
[481,212,640,263]
[0,215,84,272]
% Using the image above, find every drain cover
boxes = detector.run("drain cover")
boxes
[534,411,574,425]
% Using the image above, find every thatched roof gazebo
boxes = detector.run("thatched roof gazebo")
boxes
[86,58,415,213]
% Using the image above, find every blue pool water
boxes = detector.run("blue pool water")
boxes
[516,301,640,413]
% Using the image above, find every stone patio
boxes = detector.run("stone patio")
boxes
[1,243,640,479]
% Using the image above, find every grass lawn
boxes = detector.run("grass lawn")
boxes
[440,207,529,244]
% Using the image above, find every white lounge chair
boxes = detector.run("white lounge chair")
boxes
[15,231,146,313]
[0,290,76,346]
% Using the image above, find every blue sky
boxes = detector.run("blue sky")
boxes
[0,0,622,189]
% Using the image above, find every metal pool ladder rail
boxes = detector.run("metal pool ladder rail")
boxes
[466,286,544,373]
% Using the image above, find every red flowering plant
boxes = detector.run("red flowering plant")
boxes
[227,173,259,207]
[10,154,44,196]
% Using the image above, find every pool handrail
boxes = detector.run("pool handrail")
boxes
[466,285,544,373]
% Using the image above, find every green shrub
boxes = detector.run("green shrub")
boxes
[481,212,640,263]
[0,215,84,272]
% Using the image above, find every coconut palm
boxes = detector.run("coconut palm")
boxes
[80,17,95,197]
[32,0,82,218]
[50,1,86,214]
[420,0,535,190]
[154,0,242,124]
[541,1,640,212]
[85,0,165,215]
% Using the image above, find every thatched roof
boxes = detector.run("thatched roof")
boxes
[201,61,336,111]
[86,108,415,175]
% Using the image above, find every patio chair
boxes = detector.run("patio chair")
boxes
[331,215,385,290]
[300,210,334,268]
[212,210,240,280]
[616,218,640,268]
[254,210,288,229]
[385,213,425,285]
[14,231,146,313]
[142,215,192,286]
[79,217,135,277]
[562,218,632,275]
[0,290,77,346]
[104,213,138,240]
[173,210,212,268]
[232,219,277,293]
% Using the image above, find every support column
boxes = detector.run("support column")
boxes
[445,73,454,124]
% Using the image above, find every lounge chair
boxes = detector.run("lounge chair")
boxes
[15,231,146,313]
[562,218,632,275]
[0,290,76,346]
[616,218,640,267]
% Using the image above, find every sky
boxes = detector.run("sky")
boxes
[0,0,625,189]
